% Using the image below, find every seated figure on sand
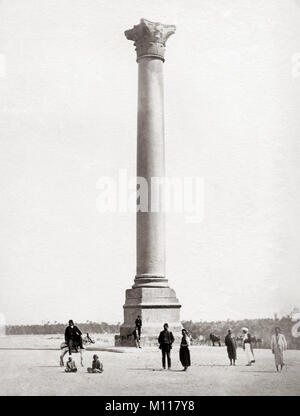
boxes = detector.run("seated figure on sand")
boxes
[87,354,104,373]
[65,356,77,373]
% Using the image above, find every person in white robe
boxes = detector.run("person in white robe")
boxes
[242,327,255,366]
[270,327,287,372]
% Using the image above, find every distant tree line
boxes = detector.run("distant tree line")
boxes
[6,321,120,335]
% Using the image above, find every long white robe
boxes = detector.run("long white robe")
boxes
[244,343,254,363]
[270,334,287,366]
[243,333,254,363]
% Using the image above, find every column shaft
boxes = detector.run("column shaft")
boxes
[135,58,167,287]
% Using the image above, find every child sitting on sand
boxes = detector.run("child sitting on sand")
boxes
[65,356,77,373]
[87,354,103,373]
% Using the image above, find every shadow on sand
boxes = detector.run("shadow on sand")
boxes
[194,364,233,367]
[239,370,277,374]
[128,368,189,372]
[36,365,60,368]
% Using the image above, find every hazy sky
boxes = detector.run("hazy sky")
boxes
[1,0,300,325]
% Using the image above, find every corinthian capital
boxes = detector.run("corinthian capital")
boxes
[125,18,176,62]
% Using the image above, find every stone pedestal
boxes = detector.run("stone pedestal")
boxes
[116,19,181,346]
[116,287,181,346]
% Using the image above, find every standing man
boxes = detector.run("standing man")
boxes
[135,315,142,341]
[271,327,287,372]
[64,319,83,356]
[242,327,255,366]
[225,329,237,366]
[158,323,174,370]
[132,327,141,348]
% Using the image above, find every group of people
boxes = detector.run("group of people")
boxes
[158,323,191,371]
[133,317,191,371]
[64,319,103,374]
[65,354,103,374]
[64,318,288,374]
[224,326,288,372]
[138,317,288,372]
[224,327,255,366]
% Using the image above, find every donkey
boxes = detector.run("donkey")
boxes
[209,333,221,346]
[59,333,95,367]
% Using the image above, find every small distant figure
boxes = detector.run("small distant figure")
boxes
[271,327,287,372]
[65,356,77,373]
[87,354,104,373]
[242,327,255,366]
[135,315,142,340]
[179,329,191,371]
[132,327,141,348]
[158,323,174,370]
[64,319,84,356]
[225,329,237,366]
[209,333,221,346]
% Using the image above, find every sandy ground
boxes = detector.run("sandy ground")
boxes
[0,335,300,396]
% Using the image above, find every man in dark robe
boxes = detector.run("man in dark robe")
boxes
[158,323,174,370]
[225,329,237,365]
[64,319,83,355]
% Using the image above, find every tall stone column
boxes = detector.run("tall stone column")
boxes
[116,19,181,346]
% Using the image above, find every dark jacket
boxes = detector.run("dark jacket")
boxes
[135,318,142,328]
[243,332,254,354]
[65,325,82,342]
[225,334,236,347]
[243,333,252,344]
[158,330,174,348]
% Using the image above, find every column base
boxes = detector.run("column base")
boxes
[115,285,182,347]
[133,274,170,288]
[115,334,182,347]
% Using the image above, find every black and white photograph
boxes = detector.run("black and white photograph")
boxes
[0,0,300,400]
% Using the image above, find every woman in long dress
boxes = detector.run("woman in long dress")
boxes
[242,327,255,366]
[270,327,287,372]
[225,329,237,365]
[179,329,191,371]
